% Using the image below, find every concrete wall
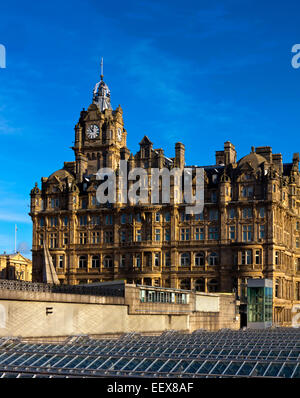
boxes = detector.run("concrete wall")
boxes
[0,286,239,338]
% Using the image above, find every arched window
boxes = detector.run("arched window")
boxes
[208,252,219,266]
[195,252,205,266]
[195,278,205,292]
[180,253,190,266]
[180,279,191,290]
[79,255,87,268]
[92,255,100,268]
[103,255,113,268]
[208,279,219,293]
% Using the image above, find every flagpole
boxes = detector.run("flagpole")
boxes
[15,224,17,253]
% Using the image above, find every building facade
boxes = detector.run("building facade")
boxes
[0,252,32,281]
[29,68,300,326]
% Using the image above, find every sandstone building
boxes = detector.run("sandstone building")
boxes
[29,67,300,326]
[0,252,32,281]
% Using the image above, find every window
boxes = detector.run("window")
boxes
[275,251,279,265]
[63,216,68,226]
[275,279,280,298]
[91,215,100,226]
[50,217,58,227]
[154,253,160,267]
[255,250,261,265]
[58,255,64,268]
[63,233,68,245]
[50,233,57,248]
[195,278,205,292]
[195,252,205,266]
[165,229,170,242]
[120,230,126,243]
[180,279,191,290]
[92,255,100,268]
[136,213,141,222]
[39,233,44,246]
[135,254,141,268]
[92,232,100,244]
[259,207,265,218]
[180,253,190,266]
[209,209,218,221]
[79,215,87,226]
[208,279,218,293]
[155,229,161,242]
[105,215,113,225]
[103,255,113,268]
[208,252,218,266]
[165,252,171,267]
[211,191,217,202]
[165,212,171,222]
[121,214,127,224]
[229,208,236,219]
[79,256,87,268]
[79,232,87,245]
[120,255,126,268]
[195,227,204,240]
[243,225,253,242]
[81,199,87,209]
[259,225,265,239]
[296,221,300,231]
[104,230,114,243]
[181,228,190,241]
[241,250,252,265]
[181,212,190,222]
[208,227,219,240]
[40,217,44,227]
[296,237,300,249]
[155,212,160,222]
[242,208,252,219]
[195,212,204,221]
[229,226,236,240]
[242,186,253,198]
[103,256,113,268]
[51,198,59,208]
[91,195,97,206]
[136,229,142,242]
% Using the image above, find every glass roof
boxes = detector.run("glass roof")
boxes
[0,328,300,378]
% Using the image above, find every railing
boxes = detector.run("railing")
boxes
[0,279,124,297]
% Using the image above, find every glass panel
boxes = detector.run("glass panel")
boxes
[278,363,297,378]
[86,358,107,370]
[74,357,98,369]
[251,362,269,377]
[224,362,243,375]
[134,359,155,372]
[184,361,204,374]
[171,360,190,373]
[291,364,300,378]
[197,361,216,374]
[210,361,229,374]
[158,360,177,373]
[121,359,142,371]
[264,363,284,377]
[237,362,257,376]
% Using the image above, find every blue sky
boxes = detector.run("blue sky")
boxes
[0,0,300,257]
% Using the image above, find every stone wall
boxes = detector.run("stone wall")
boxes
[0,285,239,338]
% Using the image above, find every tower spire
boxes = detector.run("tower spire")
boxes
[92,58,112,112]
[100,57,104,81]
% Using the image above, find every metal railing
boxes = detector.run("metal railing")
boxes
[0,279,124,297]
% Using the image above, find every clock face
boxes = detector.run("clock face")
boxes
[86,124,100,139]
[117,127,122,142]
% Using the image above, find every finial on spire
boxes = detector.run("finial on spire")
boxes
[100,57,104,81]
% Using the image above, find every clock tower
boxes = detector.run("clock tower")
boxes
[73,60,129,181]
